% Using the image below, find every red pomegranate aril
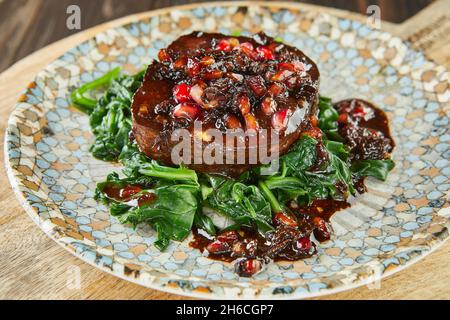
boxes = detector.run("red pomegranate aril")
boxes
[227,72,244,82]
[313,217,331,242]
[206,240,230,254]
[278,62,296,71]
[295,237,312,252]
[119,185,142,199]
[244,114,259,131]
[261,96,277,115]
[273,212,297,228]
[352,105,366,117]
[246,75,267,97]
[200,56,215,65]
[217,230,239,243]
[256,46,275,60]
[238,94,251,115]
[187,59,202,76]
[369,128,380,137]
[278,61,305,72]
[173,103,201,121]
[226,114,243,129]
[173,83,192,102]
[285,75,299,89]
[215,39,232,52]
[268,83,284,96]
[271,109,291,132]
[158,49,171,63]
[236,259,262,277]
[337,113,348,123]
[203,70,223,80]
[240,42,257,59]
[271,69,293,82]
[173,56,187,69]
[240,42,254,51]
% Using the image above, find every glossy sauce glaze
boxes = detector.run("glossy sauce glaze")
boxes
[190,200,348,276]
[102,184,157,207]
[131,32,320,178]
[190,99,394,277]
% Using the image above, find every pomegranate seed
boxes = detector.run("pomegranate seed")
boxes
[313,217,331,242]
[226,114,243,129]
[261,96,277,115]
[285,75,299,89]
[240,42,257,59]
[215,39,232,52]
[238,94,251,115]
[206,240,230,254]
[278,61,305,72]
[119,185,142,199]
[246,75,267,97]
[244,114,259,131]
[158,49,171,63]
[217,230,239,243]
[200,56,215,65]
[278,62,296,71]
[271,69,293,82]
[240,42,254,51]
[173,83,192,103]
[236,259,262,277]
[271,109,291,132]
[352,105,366,117]
[187,59,202,76]
[256,46,275,60]
[203,70,223,80]
[173,56,187,69]
[295,237,312,252]
[173,103,201,121]
[227,72,244,82]
[337,113,348,123]
[268,83,284,96]
[273,212,297,228]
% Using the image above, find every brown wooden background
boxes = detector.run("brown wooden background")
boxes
[0,0,434,73]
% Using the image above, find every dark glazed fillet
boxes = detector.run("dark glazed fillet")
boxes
[131,32,320,177]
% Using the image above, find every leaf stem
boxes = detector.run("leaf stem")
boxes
[258,180,282,213]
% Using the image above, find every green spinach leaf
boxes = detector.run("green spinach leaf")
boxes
[351,159,395,181]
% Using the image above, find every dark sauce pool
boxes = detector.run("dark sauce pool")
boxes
[190,98,394,277]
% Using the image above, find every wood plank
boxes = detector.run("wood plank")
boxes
[0,0,434,72]
[0,1,448,300]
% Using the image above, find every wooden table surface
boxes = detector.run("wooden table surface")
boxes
[0,1,449,300]
[0,0,435,73]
